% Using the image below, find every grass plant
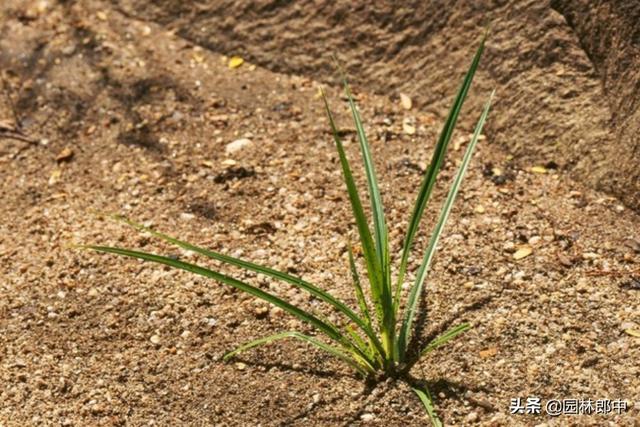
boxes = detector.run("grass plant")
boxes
[81,35,494,425]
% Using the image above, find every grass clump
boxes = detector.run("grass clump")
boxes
[82,35,494,425]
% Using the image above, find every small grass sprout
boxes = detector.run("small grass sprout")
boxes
[82,35,494,425]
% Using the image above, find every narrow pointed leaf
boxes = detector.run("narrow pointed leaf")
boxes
[347,242,372,328]
[398,91,494,358]
[82,245,345,342]
[412,386,443,427]
[340,77,389,288]
[111,215,383,353]
[321,90,385,327]
[394,35,487,312]
[312,310,377,367]
[345,324,378,369]
[223,331,372,377]
[336,76,395,360]
[420,323,471,356]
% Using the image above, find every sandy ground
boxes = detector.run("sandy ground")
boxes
[1,1,639,426]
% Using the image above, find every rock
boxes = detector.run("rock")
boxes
[399,93,412,110]
[503,241,516,253]
[150,334,161,345]
[48,169,62,185]
[624,239,640,253]
[225,138,253,154]
[466,411,479,422]
[180,212,195,221]
[90,402,105,415]
[228,56,244,69]
[557,252,574,267]
[12,359,26,368]
[253,306,269,319]
[528,236,541,245]
[402,117,416,135]
[360,413,375,422]
[530,165,547,174]
[621,322,637,331]
[513,246,532,260]
[479,347,498,358]
[513,271,526,280]
[235,362,246,371]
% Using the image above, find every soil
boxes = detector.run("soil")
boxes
[1,1,639,426]
[115,0,640,213]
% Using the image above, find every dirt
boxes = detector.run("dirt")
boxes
[114,0,640,213]
[0,1,639,426]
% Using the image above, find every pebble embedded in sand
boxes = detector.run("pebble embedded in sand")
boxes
[399,93,412,110]
[225,138,253,154]
[513,246,532,260]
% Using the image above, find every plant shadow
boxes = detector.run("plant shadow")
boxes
[405,375,497,414]
[224,356,379,425]
[405,293,495,370]
[226,356,356,380]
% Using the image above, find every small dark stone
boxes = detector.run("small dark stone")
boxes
[214,167,255,184]
[545,160,559,170]
[621,277,640,291]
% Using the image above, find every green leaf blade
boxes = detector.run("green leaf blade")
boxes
[223,331,373,377]
[339,75,395,362]
[348,242,373,329]
[342,80,389,279]
[394,34,487,312]
[420,323,471,356]
[412,385,443,427]
[398,90,494,359]
[110,215,382,350]
[321,90,385,325]
[82,245,346,343]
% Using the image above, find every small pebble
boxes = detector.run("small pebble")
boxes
[399,93,412,110]
[528,236,541,245]
[402,117,416,135]
[180,212,195,221]
[621,322,637,331]
[225,138,253,154]
[513,246,532,260]
[360,413,375,422]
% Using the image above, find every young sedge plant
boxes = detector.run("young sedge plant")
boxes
[81,36,494,425]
